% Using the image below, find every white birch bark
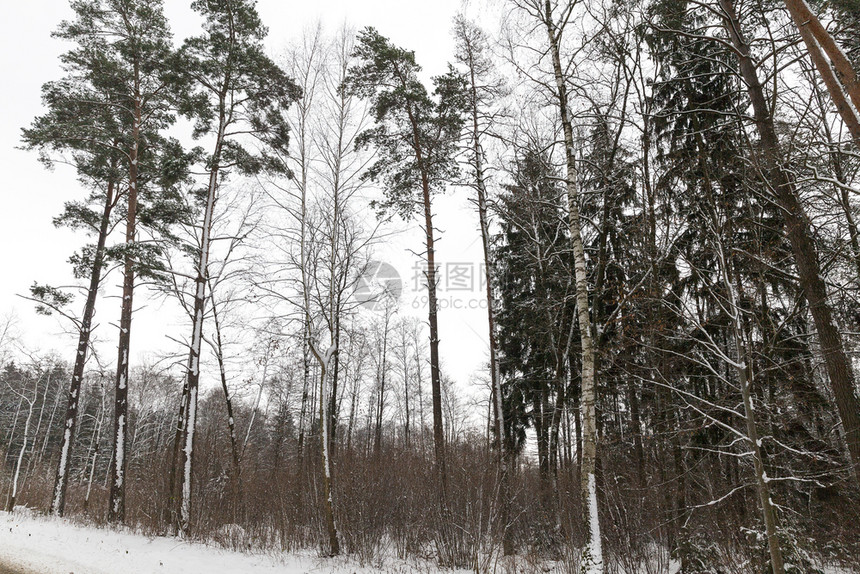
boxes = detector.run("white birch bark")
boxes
[541,2,603,570]
[6,384,36,512]
[84,385,105,512]
[179,114,225,535]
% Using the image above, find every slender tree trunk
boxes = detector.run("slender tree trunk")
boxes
[310,344,340,555]
[346,366,358,453]
[328,315,341,457]
[28,373,50,468]
[84,386,105,513]
[298,326,311,462]
[721,0,860,486]
[242,351,269,457]
[550,376,564,479]
[403,347,411,449]
[103,446,113,488]
[81,392,100,483]
[542,3,602,570]
[562,402,572,470]
[401,92,447,490]
[549,376,565,528]
[695,73,785,569]
[108,99,142,525]
[179,114,225,536]
[52,176,115,516]
[670,406,686,544]
[421,174,446,491]
[717,248,785,574]
[6,391,36,512]
[572,373,582,475]
[534,390,548,481]
[374,369,384,456]
[5,396,23,458]
[415,332,426,456]
[374,314,390,456]
[39,374,63,463]
[211,296,241,488]
[627,378,646,490]
[295,101,339,553]
[464,36,514,552]
[167,376,189,527]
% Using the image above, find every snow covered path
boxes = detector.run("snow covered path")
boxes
[0,510,439,574]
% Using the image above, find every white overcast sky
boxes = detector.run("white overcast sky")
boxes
[0,0,502,392]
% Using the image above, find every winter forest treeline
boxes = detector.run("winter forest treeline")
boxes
[3,0,860,572]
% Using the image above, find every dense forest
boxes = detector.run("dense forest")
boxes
[2,0,860,572]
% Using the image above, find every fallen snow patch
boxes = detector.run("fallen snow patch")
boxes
[0,511,465,574]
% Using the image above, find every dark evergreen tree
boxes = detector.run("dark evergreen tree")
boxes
[22,0,193,519]
[21,75,125,517]
[647,1,855,564]
[39,0,191,524]
[495,147,574,514]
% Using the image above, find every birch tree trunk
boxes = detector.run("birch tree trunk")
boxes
[28,373,50,472]
[177,0,299,532]
[242,345,270,458]
[6,385,36,512]
[5,396,23,460]
[309,343,340,556]
[39,373,63,464]
[167,376,189,527]
[299,153,340,553]
[542,2,603,570]
[297,330,311,461]
[84,385,105,513]
[179,116,224,537]
[210,293,241,483]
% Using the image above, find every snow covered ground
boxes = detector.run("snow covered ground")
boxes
[1,509,855,574]
[0,509,468,574]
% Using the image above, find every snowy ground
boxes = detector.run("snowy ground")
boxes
[0,509,468,574]
[1,509,854,574]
